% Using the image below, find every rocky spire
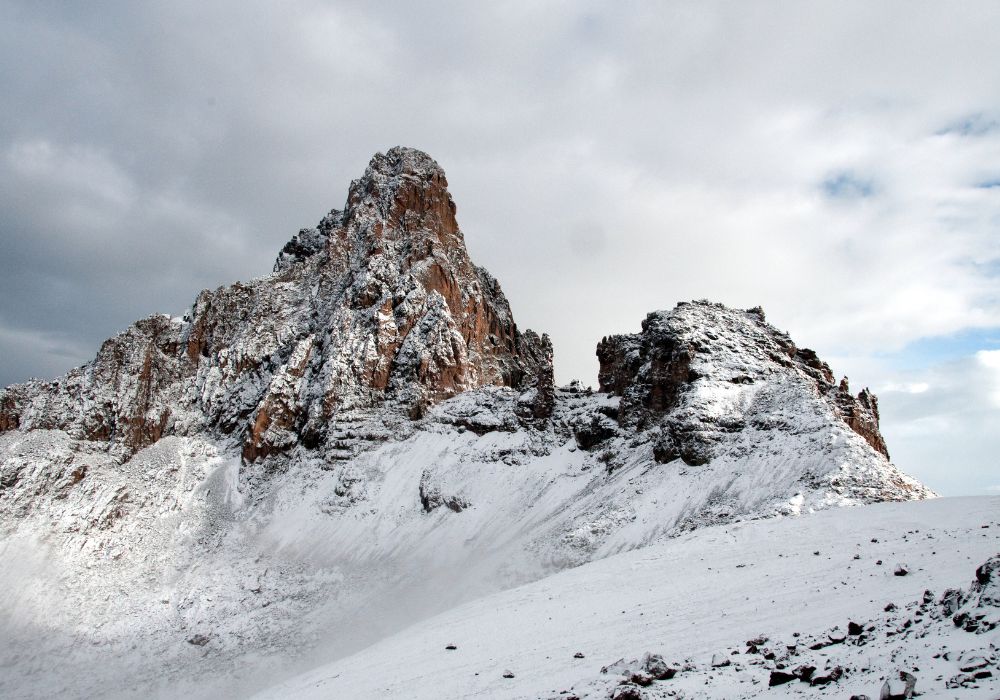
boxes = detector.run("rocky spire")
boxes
[0,147,553,463]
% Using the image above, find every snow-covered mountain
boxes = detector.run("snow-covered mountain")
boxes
[0,147,946,700]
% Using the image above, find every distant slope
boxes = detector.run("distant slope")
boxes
[255,497,1000,700]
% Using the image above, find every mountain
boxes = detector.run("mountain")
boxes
[0,147,936,700]
[0,147,552,463]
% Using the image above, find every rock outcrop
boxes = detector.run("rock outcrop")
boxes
[0,147,552,463]
[597,301,899,469]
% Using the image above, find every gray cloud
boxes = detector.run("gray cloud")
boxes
[2,1,1000,494]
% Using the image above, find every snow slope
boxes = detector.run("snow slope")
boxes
[0,381,930,700]
[256,496,1000,699]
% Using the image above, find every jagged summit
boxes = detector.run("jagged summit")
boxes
[0,147,552,462]
[346,146,453,223]
[274,147,460,273]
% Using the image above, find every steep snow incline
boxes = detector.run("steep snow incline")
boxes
[0,298,931,700]
[0,380,927,700]
[256,497,1000,700]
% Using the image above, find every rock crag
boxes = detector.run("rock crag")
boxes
[0,147,552,463]
[597,301,897,467]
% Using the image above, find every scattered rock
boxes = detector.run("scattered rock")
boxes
[610,685,643,700]
[768,670,796,686]
[628,672,653,687]
[186,634,210,647]
[641,653,677,680]
[899,670,917,698]
[601,658,626,675]
[502,670,515,679]
[959,656,989,672]
[848,621,864,636]
[711,653,730,667]
[573,651,585,659]
[893,563,909,577]
[939,588,964,615]
[810,665,844,685]
[445,644,457,650]
[793,664,816,682]
[419,476,472,514]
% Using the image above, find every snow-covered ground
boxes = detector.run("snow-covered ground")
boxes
[0,384,952,700]
[257,496,1000,699]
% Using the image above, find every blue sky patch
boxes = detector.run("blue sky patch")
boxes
[876,326,1000,371]
[821,171,877,200]
[937,112,1000,137]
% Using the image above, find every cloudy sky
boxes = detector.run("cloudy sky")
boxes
[2,2,998,495]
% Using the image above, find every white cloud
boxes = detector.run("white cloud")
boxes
[832,350,1000,495]
[976,350,1000,407]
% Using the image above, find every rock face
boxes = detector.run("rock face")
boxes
[0,147,552,462]
[597,302,895,467]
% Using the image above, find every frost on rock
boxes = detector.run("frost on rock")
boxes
[0,146,553,464]
[596,300,931,503]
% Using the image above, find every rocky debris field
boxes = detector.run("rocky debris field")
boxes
[590,553,1000,698]
[255,497,999,700]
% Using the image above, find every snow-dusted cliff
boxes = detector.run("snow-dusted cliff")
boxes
[0,148,936,699]
[0,147,552,464]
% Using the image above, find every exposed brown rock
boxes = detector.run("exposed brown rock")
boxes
[0,147,552,463]
[831,381,890,458]
[0,389,23,432]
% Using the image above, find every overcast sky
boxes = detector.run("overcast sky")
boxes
[1,1,998,495]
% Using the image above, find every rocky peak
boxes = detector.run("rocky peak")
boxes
[345,146,458,238]
[0,147,553,463]
[597,300,892,465]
